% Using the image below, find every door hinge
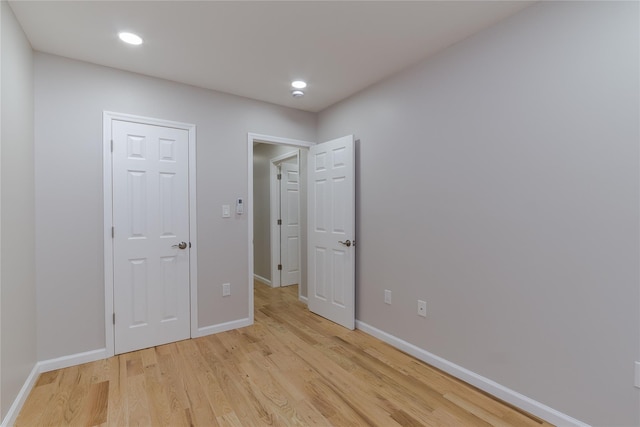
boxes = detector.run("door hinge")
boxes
[278,264,282,271]
[277,173,282,180]
[277,219,282,225]
[110,139,113,152]
[112,313,115,325]
[111,227,114,238]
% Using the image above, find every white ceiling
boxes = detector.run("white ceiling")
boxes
[9,1,533,113]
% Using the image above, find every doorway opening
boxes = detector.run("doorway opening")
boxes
[247,134,314,323]
[248,133,356,330]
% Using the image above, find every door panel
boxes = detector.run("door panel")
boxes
[112,120,190,354]
[308,135,355,330]
[280,162,300,286]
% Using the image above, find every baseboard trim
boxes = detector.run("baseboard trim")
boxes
[253,274,271,286]
[298,294,308,304]
[355,321,589,427]
[0,364,39,427]
[194,317,252,338]
[38,348,108,373]
[4,320,584,427]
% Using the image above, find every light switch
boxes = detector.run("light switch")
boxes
[222,205,231,218]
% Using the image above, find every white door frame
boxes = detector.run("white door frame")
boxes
[269,151,299,288]
[103,111,198,357]
[247,133,314,321]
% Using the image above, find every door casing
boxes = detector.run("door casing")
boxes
[103,111,198,357]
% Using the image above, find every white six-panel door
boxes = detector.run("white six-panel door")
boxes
[308,135,355,330]
[280,162,300,286]
[112,119,191,354]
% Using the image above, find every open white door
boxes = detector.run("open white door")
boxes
[280,162,300,286]
[112,119,191,354]
[308,135,355,330]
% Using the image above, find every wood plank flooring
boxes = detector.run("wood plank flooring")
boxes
[16,283,554,426]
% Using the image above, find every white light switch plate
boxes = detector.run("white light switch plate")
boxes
[222,205,231,218]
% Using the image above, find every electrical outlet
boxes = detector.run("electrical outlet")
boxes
[384,290,392,305]
[222,283,231,297]
[418,300,427,317]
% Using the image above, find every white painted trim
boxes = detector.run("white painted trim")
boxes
[355,320,589,427]
[269,150,299,289]
[270,160,281,288]
[250,133,315,148]
[269,151,301,165]
[103,111,198,357]
[38,348,109,373]
[248,135,255,326]
[0,364,39,427]
[248,133,315,324]
[187,122,199,340]
[299,295,308,305]
[103,112,115,357]
[254,274,271,286]
[193,318,252,338]
[1,348,109,426]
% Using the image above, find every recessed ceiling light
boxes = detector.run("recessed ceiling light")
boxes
[118,32,143,45]
[291,80,307,89]
[292,90,304,98]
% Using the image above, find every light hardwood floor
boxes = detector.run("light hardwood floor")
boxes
[16,283,554,426]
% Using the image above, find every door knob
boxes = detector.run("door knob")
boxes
[172,241,188,250]
[338,240,352,247]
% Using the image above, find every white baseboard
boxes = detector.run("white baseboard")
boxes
[1,348,110,427]
[194,317,252,338]
[298,294,308,304]
[4,321,585,427]
[355,321,589,427]
[2,320,253,424]
[253,274,271,286]
[38,348,108,373]
[0,364,39,427]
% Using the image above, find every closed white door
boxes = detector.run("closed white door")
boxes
[308,135,355,329]
[280,162,300,286]
[112,119,191,354]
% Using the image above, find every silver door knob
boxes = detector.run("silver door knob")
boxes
[338,240,352,247]
[172,241,187,250]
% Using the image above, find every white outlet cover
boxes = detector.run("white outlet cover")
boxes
[418,300,427,317]
[222,283,231,296]
[384,290,392,305]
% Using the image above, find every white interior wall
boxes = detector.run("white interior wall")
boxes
[34,53,316,361]
[318,2,639,425]
[0,1,37,420]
